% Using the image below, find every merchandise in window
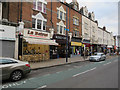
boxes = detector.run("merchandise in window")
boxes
[43,21,46,30]
[37,20,42,29]
[32,18,36,28]
[37,2,42,11]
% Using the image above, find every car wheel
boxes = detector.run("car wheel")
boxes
[10,70,23,81]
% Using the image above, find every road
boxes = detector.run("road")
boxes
[2,56,119,89]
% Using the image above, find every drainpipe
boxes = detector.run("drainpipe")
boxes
[20,1,22,22]
[51,0,53,28]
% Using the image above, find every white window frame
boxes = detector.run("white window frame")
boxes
[33,0,47,14]
[57,6,66,21]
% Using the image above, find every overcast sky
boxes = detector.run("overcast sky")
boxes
[67,0,119,36]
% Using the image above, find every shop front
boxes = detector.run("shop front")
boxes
[18,29,58,62]
[71,37,82,57]
[82,40,92,56]
[51,34,70,58]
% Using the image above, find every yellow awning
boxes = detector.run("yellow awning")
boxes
[71,42,82,46]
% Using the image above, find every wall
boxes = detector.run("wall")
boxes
[90,20,98,44]
[82,15,90,40]
[0,24,16,40]
[98,27,103,45]
[0,2,2,20]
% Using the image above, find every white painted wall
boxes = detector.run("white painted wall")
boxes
[82,15,90,41]
[90,20,98,44]
[98,28,103,45]
[0,24,16,40]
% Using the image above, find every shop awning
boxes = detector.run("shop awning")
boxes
[24,38,58,45]
[107,46,112,48]
[71,42,82,46]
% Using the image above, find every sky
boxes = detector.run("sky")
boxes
[66,0,119,36]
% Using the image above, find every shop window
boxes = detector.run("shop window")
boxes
[43,21,46,30]
[32,18,36,28]
[37,20,42,29]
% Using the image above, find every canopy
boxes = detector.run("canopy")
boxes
[24,38,58,45]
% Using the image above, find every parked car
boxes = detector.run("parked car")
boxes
[0,57,31,81]
[89,53,106,62]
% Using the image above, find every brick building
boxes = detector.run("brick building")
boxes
[1,0,82,60]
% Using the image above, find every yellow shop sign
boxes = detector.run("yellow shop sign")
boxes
[71,42,82,46]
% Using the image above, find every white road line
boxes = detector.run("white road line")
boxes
[73,67,96,77]
[34,85,47,90]
[103,62,111,66]
[28,78,34,80]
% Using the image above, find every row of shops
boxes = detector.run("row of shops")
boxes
[16,29,116,62]
[1,25,116,61]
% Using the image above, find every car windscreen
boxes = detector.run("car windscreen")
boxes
[94,54,101,56]
[0,59,18,64]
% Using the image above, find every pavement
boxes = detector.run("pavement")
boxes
[29,54,117,70]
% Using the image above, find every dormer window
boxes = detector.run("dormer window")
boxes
[32,13,47,31]
[57,6,66,21]
[33,0,47,14]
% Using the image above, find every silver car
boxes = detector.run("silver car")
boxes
[89,53,106,62]
[0,58,31,81]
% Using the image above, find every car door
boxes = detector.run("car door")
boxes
[0,59,18,80]
[101,54,104,60]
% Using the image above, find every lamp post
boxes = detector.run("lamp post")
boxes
[66,6,68,62]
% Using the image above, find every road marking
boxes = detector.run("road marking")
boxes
[73,67,96,77]
[34,85,47,90]
[103,62,111,66]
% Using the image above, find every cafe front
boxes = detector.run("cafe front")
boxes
[18,29,58,62]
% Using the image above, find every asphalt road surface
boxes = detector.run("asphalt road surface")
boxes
[2,56,119,89]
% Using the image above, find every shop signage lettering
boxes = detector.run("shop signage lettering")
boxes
[28,30,48,37]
